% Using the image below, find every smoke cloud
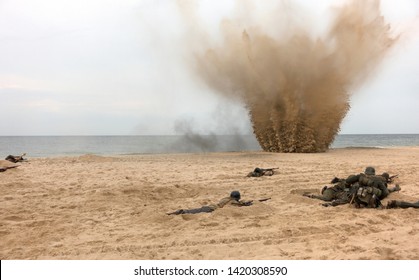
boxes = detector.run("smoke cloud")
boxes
[182,0,397,152]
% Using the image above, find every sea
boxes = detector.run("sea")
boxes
[0,134,418,158]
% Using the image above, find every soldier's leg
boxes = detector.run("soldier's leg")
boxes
[303,189,335,201]
[387,200,419,209]
[183,206,214,214]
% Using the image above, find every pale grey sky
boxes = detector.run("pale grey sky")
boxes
[0,0,418,136]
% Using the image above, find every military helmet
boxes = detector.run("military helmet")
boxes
[364,166,376,176]
[230,191,241,200]
[254,167,262,173]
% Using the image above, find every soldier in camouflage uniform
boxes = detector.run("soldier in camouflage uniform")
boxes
[348,167,400,208]
[347,167,400,199]
[303,177,357,207]
[5,153,26,163]
[167,191,253,215]
[247,167,277,177]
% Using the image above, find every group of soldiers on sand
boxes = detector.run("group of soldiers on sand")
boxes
[293,165,417,209]
[168,166,419,215]
[306,166,418,209]
[302,166,411,209]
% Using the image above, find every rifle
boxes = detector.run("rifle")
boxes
[389,174,398,181]
[262,168,279,172]
[243,197,271,206]
[261,168,278,177]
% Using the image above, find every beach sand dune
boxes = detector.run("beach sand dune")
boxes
[1,147,418,259]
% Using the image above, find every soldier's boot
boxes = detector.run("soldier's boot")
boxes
[389,184,401,193]
[386,200,398,209]
[367,194,378,208]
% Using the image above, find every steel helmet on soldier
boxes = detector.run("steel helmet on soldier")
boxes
[254,167,262,173]
[230,191,241,200]
[364,166,376,176]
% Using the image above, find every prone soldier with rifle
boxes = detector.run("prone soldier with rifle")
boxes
[247,167,278,177]
[167,191,271,215]
[5,153,27,163]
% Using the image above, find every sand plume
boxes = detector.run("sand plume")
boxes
[192,0,397,152]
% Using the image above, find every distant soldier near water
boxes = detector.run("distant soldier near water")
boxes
[5,153,27,163]
[167,191,270,215]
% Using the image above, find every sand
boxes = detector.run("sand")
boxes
[1,147,419,260]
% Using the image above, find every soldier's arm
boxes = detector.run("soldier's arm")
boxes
[231,200,253,206]
[303,193,331,201]
[345,174,360,185]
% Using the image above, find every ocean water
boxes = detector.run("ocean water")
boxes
[0,134,418,158]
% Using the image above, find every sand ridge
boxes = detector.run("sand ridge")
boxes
[1,147,419,259]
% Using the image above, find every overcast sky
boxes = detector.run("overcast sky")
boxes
[1,0,418,136]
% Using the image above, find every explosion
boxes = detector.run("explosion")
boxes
[194,0,396,152]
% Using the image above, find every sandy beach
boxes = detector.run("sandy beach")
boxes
[1,147,419,260]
